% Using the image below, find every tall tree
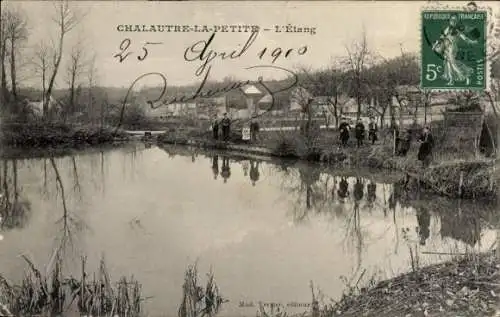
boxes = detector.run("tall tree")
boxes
[87,53,98,123]
[344,30,371,120]
[65,39,87,119]
[44,0,84,120]
[4,5,29,101]
[32,41,52,106]
[297,65,346,128]
[0,9,10,106]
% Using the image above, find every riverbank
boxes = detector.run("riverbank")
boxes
[0,122,129,149]
[326,250,499,317]
[156,130,499,201]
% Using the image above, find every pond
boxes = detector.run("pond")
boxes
[0,143,498,317]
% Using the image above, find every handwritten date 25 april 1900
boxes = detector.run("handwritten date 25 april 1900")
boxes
[114,31,308,73]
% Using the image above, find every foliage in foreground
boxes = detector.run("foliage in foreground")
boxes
[178,263,226,317]
[321,251,499,317]
[0,255,143,317]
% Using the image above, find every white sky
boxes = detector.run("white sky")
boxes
[5,1,500,88]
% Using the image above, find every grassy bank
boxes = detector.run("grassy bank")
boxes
[322,250,499,317]
[1,122,130,148]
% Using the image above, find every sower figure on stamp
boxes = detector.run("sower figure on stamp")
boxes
[355,119,366,147]
[368,117,378,145]
[339,120,351,147]
[221,113,231,141]
[417,126,434,168]
[431,14,480,86]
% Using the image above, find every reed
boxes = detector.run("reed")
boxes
[178,263,226,317]
[0,254,144,317]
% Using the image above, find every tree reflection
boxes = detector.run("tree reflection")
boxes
[71,156,82,196]
[0,159,32,231]
[439,202,481,247]
[299,165,322,210]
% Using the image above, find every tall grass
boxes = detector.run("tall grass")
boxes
[178,263,226,317]
[0,254,144,317]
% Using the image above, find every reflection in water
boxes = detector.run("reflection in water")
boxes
[440,204,481,246]
[212,155,219,180]
[417,207,431,246]
[0,160,32,231]
[338,177,349,201]
[0,144,498,317]
[366,182,376,209]
[242,161,249,177]
[250,160,260,186]
[221,156,231,183]
[353,178,364,204]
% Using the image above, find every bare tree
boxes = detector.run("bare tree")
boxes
[0,9,9,105]
[344,29,371,120]
[32,41,52,105]
[4,5,28,101]
[65,39,88,119]
[290,86,314,137]
[87,53,98,124]
[44,0,85,120]
[297,65,346,128]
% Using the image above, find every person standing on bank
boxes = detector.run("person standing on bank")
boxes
[339,120,351,147]
[250,119,260,143]
[212,116,219,140]
[221,113,231,141]
[368,117,378,145]
[417,126,434,168]
[355,119,366,147]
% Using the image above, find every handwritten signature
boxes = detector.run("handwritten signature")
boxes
[114,65,298,133]
[113,31,306,133]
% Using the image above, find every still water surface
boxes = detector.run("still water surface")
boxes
[0,143,497,316]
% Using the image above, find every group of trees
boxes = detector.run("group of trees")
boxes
[0,1,108,123]
[294,32,424,131]
[2,2,499,134]
[295,26,500,132]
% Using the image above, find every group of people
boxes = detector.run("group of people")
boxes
[211,155,260,185]
[212,113,261,143]
[212,113,232,141]
[394,125,435,167]
[338,117,435,167]
[338,117,380,147]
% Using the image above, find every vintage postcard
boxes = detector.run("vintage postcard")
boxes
[0,1,499,317]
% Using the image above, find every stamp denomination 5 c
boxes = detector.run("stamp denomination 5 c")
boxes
[421,9,487,90]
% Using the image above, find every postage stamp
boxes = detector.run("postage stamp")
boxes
[421,9,488,90]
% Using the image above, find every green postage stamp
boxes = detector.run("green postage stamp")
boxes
[421,8,488,90]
